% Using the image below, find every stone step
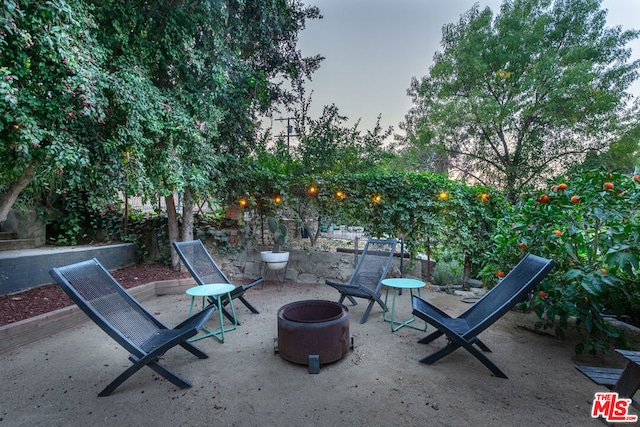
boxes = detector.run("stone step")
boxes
[0,231,18,241]
[0,239,37,251]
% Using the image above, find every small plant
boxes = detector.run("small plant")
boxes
[267,216,289,253]
[432,260,464,287]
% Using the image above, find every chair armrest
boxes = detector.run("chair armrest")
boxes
[243,277,265,290]
[326,279,358,289]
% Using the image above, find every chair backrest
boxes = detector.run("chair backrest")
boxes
[349,238,398,293]
[173,240,231,286]
[462,253,556,337]
[49,259,163,357]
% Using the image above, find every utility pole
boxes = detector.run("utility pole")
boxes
[275,117,297,151]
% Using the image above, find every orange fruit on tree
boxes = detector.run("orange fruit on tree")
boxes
[496,271,504,278]
[604,182,614,190]
[554,230,562,237]
[634,175,640,182]
[539,291,547,298]
[600,268,607,274]
[540,194,549,203]
[558,183,567,191]
[571,195,580,203]
[519,242,527,249]
[550,185,558,192]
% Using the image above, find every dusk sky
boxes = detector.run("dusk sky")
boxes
[288,0,640,138]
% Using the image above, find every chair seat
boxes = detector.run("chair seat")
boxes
[575,365,623,387]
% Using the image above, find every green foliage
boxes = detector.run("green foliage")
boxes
[488,167,639,354]
[1,0,111,219]
[1,0,323,244]
[432,260,464,287]
[232,165,506,278]
[293,97,394,175]
[403,0,640,201]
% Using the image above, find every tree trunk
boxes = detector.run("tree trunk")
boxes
[463,253,472,285]
[181,188,194,242]
[165,193,181,271]
[0,163,37,223]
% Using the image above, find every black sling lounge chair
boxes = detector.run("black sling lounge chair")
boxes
[49,258,216,396]
[412,253,556,378]
[326,238,397,324]
[173,240,264,324]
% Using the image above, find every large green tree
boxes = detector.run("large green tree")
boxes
[87,0,322,266]
[0,0,110,223]
[1,0,321,262]
[402,0,640,202]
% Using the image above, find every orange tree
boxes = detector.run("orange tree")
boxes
[487,167,639,354]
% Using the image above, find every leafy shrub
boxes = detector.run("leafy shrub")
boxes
[432,259,464,287]
[488,167,639,354]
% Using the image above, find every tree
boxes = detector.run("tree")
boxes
[282,95,392,246]
[0,0,110,223]
[293,93,393,175]
[403,0,640,202]
[580,116,640,173]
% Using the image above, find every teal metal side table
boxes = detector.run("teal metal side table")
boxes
[186,283,237,343]
[381,278,428,332]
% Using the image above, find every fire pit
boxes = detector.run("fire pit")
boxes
[277,300,351,372]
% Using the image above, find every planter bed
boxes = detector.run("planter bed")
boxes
[0,278,195,354]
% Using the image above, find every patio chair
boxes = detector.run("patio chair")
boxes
[412,253,556,378]
[326,238,398,324]
[576,349,640,405]
[173,240,264,324]
[49,258,216,396]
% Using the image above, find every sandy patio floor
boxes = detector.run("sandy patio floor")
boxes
[1,280,635,426]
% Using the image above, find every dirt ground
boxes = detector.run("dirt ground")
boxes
[1,275,637,427]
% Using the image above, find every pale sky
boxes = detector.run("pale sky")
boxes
[291,0,640,137]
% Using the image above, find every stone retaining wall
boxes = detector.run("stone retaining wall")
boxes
[215,246,426,285]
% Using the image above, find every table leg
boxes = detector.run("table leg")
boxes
[188,297,196,317]
[188,293,238,343]
[383,287,428,332]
